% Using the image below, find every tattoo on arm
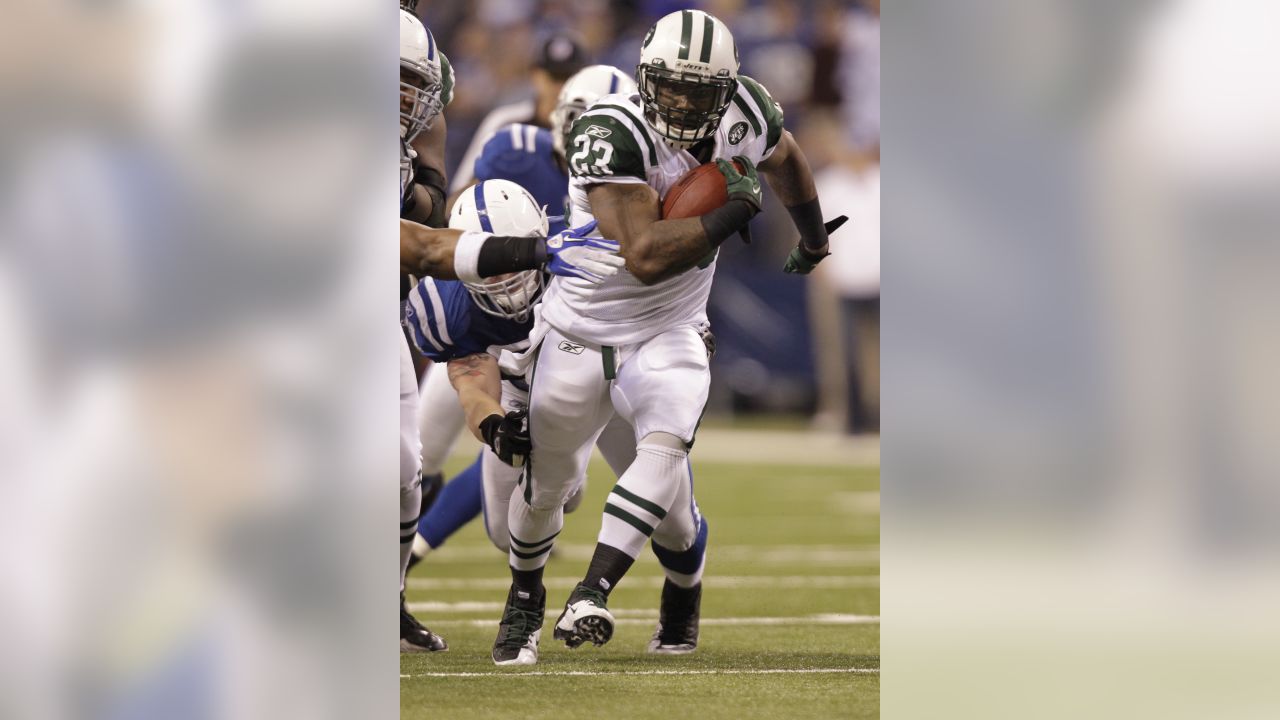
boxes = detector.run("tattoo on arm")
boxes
[447,353,502,442]
[590,183,712,285]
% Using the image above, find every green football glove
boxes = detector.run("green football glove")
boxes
[715,156,762,244]
[716,156,763,212]
[782,216,848,274]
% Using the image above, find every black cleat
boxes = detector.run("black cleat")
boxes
[553,583,615,649]
[492,584,545,666]
[400,594,448,653]
[647,580,701,654]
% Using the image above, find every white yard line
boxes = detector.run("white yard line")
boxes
[402,667,879,679]
[422,544,880,565]
[414,614,879,627]
[406,574,879,591]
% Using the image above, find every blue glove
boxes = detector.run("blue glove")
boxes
[545,221,625,284]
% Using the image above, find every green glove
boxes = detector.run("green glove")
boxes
[716,156,762,212]
[782,216,847,274]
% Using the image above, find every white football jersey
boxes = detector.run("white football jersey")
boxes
[538,76,785,346]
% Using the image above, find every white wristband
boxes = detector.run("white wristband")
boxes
[452,230,490,284]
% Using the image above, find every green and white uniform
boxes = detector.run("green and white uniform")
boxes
[537,77,783,347]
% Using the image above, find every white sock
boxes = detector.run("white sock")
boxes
[400,473,421,593]
[507,498,563,572]
[598,443,688,559]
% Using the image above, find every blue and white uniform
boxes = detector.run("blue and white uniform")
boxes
[405,277,533,364]
[473,124,570,236]
[404,275,540,551]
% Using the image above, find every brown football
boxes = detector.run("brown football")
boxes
[661,161,743,219]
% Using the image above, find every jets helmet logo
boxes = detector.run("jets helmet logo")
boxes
[586,125,613,139]
[728,121,748,145]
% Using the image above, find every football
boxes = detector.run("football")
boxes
[661,161,743,219]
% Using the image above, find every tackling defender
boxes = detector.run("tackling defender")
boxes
[494,9,847,661]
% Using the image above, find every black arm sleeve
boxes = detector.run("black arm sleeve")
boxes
[698,200,757,249]
[476,236,549,278]
[414,165,448,228]
[786,196,829,251]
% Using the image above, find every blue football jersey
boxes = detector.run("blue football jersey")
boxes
[404,276,533,362]
[473,124,570,235]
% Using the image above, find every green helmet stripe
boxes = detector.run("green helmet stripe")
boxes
[678,10,693,60]
[700,14,715,63]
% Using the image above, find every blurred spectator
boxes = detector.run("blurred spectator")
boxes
[841,0,880,156]
[803,110,880,433]
[448,31,586,193]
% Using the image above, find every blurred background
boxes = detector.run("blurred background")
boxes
[409,0,881,434]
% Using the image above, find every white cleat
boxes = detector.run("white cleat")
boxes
[553,584,615,648]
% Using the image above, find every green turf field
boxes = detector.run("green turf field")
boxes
[402,430,879,719]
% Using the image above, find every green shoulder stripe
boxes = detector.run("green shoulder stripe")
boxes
[591,103,658,165]
[731,94,762,137]
[439,53,454,107]
[737,75,783,151]
[567,113,647,180]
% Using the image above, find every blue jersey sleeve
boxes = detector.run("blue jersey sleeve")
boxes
[405,278,480,361]
[473,124,571,236]
[404,278,531,361]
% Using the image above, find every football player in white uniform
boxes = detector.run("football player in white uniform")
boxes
[494,9,847,659]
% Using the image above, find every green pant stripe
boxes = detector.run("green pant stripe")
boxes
[700,15,715,63]
[678,10,693,60]
[602,345,617,381]
[509,529,560,549]
[604,503,655,536]
[611,485,667,520]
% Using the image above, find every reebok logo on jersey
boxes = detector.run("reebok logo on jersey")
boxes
[586,125,613,139]
[558,341,585,354]
[728,121,748,145]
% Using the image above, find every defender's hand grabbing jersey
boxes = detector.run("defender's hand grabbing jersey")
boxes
[540,76,783,346]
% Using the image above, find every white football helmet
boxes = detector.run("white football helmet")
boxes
[550,65,639,159]
[400,10,444,141]
[636,9,739,149]
[448,180,549,322]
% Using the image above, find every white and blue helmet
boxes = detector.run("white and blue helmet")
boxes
[448,180,548,322]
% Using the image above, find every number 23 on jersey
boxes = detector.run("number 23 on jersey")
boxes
[569,132,614,176]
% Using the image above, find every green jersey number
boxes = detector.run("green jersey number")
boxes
[570,135,615,177]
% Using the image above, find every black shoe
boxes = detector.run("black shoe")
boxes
[647,580,700,654]
[553,583,615,649]
[400,594,447,653]
[492,584,545,666]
